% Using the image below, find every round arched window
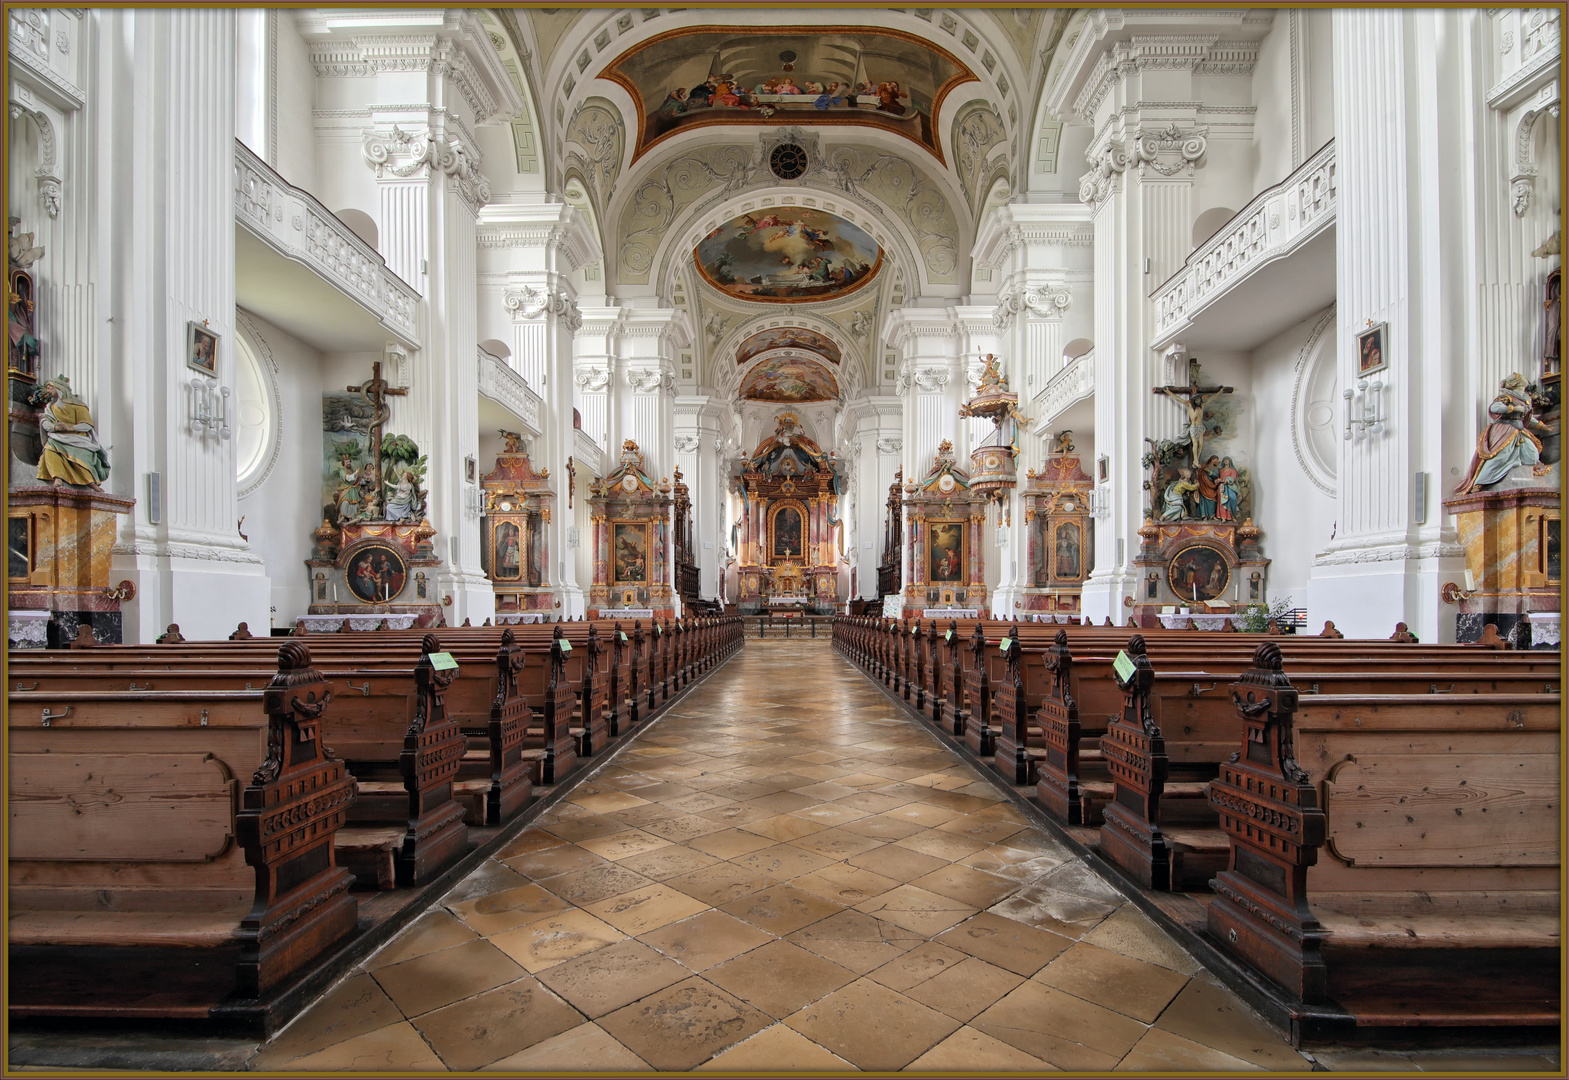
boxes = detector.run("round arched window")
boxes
[235,331,275,493]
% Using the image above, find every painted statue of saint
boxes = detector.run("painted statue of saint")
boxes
[1454,373,1556,494]
[36,375,110,487]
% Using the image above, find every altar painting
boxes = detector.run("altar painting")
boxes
[345,544,407,604]
[928,520,965,583]
[613,522,651,585]
[696,208,881,303]
[740,357,839,403]
[771,505,804,559]
[1167,544,1230,603]
[491,520,524,582]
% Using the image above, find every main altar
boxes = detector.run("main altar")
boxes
[734,413,842,614]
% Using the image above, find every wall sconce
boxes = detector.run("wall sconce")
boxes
[1089,484,1111,519]
[1343,378,1385,439]
[1441,569,1478,605]
[189,378,231,441]
[465,485,487,516]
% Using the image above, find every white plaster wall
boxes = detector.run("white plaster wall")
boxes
[235,310,324,628]
[274,12,317,190]
[1246,310,1338,616]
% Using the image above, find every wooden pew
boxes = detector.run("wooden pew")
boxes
[1207,642,1561,1024]
[8,642,358,1015]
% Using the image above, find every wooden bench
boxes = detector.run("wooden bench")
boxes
[8,642,358,1015]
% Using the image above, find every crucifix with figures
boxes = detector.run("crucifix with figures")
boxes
[1153,360,1233,465]
[348,360,408,499]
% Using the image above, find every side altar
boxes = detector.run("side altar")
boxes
[733,413,842,615]
[305,361,442,627]
[479,434,556,616]
[903,440,988,611]
[1022,432,1094,618]
[587,439,675,618]
[1131,362,1268,626]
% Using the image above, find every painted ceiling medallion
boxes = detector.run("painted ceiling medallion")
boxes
[739,357,840,403]
[603,26,977,164]
[697,208,881,304]
[736,326,842,366]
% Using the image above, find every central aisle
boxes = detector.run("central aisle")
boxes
[251,640,1309,1072]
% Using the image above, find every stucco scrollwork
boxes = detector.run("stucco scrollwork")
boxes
[952,102,1007,209]
[674,434,701,454]
[1131,123,1208,177]
[849,310,874,340]
[620,145,759,282]
[821,146,959,282]
[876,436,903,455]
[564,99,624,210]
[574,366,611,393]
[1078,140,1127,206]
[897,366,950,395]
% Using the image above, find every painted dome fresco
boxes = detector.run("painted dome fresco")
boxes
[696,208,881,304]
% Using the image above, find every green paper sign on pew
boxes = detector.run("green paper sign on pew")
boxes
[557,639,572,653]
[429,651,459,672]
[1113,649,1136,682]
[998,638,1012,653]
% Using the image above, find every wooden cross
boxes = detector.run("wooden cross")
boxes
[348,360,408,499]
[1152,361,1232,465]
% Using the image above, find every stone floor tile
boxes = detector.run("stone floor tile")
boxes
[687,826,782,859]
[732,843,836,880]
[905,1025,1063,1071]
[846,843,950,882]
[833,790,913,814]
[597,977,773,1071]
[660,791,737,814]
[1036,941,1191,1023]
[487,908,626,973]
[695,1022,859,1071]
[637,909,775,972]
[412,975,583,1070]
[720,883,844,936]
[969,980,1144,1072]
[1153,977,1309,1070]
[1116,1026,1259,1072]
[369,937,526,1018]
[705,938,857,1018]
[570,790,651,814]
[785,909,925,975]
[577,828,674,862]
[434,859,528,908]
[582,882,711,936]
[444,881,572,937]
[934,812,1032,845]
[737,812,831,843]
[864,940,970,992]
[786,826,888,860]
[266,1021,446,1072]
[934,911,1073,977]
[1078,905,1203,976]
[902,955,1026,1022]
[542,816,636,843]
[493,828,568,859]
[615,843,721,882]
[784,977,964,1071]
[892,829,992,862]
[534,938,692,1019]
[909,862,1018,909]
[360,909,478,972]
[499,842,611,881]
[481,1022,651,1071]
[663,862,781,906]
[789,862,903,906]
[697,800,778,826]
[249,973,403,1070]
[854,883,979,936]
[541,862,657,906]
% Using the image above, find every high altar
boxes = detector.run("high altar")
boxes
[734,413,841,613]
[479,436,556,616]
[587,439,675,618]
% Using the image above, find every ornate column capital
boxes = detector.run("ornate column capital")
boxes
[627,366,677,394]
[1078,139,1127,207]
[993,283,1072,330]
[572,364,611,392]
[1129,123,1209,178]
[504,284,582,330]
[363,125,490,213]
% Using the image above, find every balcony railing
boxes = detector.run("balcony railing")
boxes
[234,140,420,345]
[1152,140,1336,347]
[477,348,544,436]
[1032,348,1094,429]
[573,427,604,477]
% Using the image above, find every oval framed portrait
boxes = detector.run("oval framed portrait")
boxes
[346,543,408,604]
[1166,544,1230,603]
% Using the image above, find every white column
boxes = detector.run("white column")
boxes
[675,395,726,599]
[105,8,270,643]
[1308,8,1467,640]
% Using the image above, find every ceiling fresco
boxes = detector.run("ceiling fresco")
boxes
[696,207,881,304]
[735,326,842,366]
[739,356,840,402]
[602,26,976,164]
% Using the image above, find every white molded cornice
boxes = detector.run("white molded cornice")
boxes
[301,9,523,125]
[476,203,599,270]
[971,203,1096,271]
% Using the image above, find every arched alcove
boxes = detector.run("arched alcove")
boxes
[335,208,379,251]
[1191,207,1235,248]
[479,339,512,361]
[1062,337,1094,367]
